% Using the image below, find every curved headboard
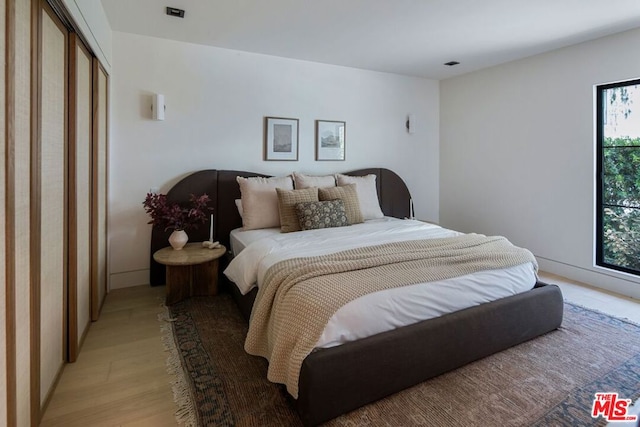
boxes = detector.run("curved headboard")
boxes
[149,168,411,286]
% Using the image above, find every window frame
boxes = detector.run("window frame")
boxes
[595,78,640,277]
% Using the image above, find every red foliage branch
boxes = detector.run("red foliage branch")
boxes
[143,192,212,232]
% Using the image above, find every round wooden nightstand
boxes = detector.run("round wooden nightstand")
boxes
[153,242,226,305]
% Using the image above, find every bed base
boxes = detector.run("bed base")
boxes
[230,281,564,426]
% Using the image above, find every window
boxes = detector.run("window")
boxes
[596,79,640,276]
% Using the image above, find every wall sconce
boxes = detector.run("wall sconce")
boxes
[152,94,166,121]
[406,114,415,134]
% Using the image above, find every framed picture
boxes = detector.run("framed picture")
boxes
[315,120,346,161]
[264,117,299,161]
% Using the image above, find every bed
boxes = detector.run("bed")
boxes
[149,168,564,426]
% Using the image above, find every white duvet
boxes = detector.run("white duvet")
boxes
[224,218,537,348]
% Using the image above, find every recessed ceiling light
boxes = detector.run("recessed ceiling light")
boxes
[166,7,185,18]
[444,61,460,66]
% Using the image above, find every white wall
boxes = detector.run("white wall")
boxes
[440,28,640,299]
[110,32,439,288]
[61,0,112,71]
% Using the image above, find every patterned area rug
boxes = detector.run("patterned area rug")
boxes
[161,293,640,427]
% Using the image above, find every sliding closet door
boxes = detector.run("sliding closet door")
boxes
[68,34,92,362]
[12,0,33,423]
[0,0,7,423]
[92,59,108,320]
[36,0,68,408]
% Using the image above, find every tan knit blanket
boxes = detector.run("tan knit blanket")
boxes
[244,234,537,398]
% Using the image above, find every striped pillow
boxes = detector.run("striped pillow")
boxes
[318,184,363,225]
[276,187,319,233]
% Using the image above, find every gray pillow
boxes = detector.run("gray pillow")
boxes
[295,200,349,231]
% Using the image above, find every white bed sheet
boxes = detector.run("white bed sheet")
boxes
[230,227,281,256]
[223,218,537,349]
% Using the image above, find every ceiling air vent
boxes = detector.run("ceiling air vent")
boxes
[166,7,185,18]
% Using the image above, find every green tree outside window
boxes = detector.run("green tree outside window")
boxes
[598,82,640,275]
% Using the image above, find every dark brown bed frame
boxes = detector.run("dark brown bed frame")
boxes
[150,168,564,426]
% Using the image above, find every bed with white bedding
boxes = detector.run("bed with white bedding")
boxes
[149,168,564,426]
[226,218,537,349]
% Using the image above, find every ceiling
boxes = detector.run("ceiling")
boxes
[101,0,640,80]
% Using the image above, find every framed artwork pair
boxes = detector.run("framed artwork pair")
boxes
[264,116,346,161]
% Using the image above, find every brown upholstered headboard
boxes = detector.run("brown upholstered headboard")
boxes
[149,168,411,286]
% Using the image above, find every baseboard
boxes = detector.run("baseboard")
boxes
[537,257,640,300]
[109,269,150,290]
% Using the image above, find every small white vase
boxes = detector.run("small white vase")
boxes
[168,229,188,250]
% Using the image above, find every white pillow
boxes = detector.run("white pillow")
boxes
[292,172,336,189]
[235,199,243,218]
[335,174,384,220]
[236,176,294,230]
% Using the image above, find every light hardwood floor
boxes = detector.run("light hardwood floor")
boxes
[40,285,176,427]
[40,272,639,426]
[539,272,640,323]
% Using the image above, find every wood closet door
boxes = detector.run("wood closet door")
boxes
[0,0,7,422]
[92,59,108,320]
[36,0,68,407]
[68,34,92,362]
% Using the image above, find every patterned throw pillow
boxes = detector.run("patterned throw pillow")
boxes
[295,200,349,231]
